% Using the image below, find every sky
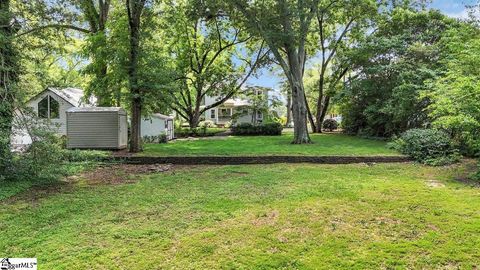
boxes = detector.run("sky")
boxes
[246,0,478,91]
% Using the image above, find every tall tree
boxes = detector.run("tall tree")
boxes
[79,0,113,106]
[126,0,147,153]
[223,0,319,144]
[164,0,268,128]
[427,24,480,156]
[339,9,453,137]
[309,0,376,133]
[0,0,18,178]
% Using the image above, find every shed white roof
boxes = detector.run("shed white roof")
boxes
[150,113,174,120]
[67,107,126,113]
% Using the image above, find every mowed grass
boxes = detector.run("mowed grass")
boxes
[143,133,399,156]
[1,163,479,269]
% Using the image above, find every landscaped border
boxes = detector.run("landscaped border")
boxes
[111,155,410,165]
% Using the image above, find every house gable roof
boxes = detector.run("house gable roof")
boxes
[30,87,96,107]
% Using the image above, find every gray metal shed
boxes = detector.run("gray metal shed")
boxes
[66,107,128,149]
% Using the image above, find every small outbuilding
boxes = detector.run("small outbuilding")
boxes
[66,107,128,149]
[141,113,175,140]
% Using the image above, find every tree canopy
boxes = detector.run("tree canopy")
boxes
[1,0,479,158]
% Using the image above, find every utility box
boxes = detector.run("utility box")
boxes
[66,107,128,149]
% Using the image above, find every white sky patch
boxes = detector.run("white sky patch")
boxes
[445,8,469,18]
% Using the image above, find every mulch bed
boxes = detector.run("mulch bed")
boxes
[111,155,411,165]
[74,163,173,185]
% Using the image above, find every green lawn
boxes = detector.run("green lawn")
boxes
[1,162,479,269]
[143,133,400,156]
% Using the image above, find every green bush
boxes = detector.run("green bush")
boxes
[159,133,168,143]
[231,122,283,136]
[322,119,339,132]
[175,127,225,138]
[14,134,64,181]
[143,134,168,144]
[388,129,460,166]
[198,120,217,128]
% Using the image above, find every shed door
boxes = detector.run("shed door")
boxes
[119,115,128,146]
[167,120,174,140]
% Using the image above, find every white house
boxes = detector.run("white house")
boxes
[12,87,174,147]
[202,87,270,126]
[11,87,96,146]
[141,113,175,140]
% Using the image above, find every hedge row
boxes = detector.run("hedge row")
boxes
[231,123,283,136]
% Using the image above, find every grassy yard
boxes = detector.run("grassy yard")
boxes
[143,133,400,156]
[1,162,479,269]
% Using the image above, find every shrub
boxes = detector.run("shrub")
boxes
[261,122,283,135]
[388,129,460,166]
[159,133,168,143]
[175,127,225,138]
[199,120,217,128]
[322,119,339,132]
[14,134,63,181]
[143,133,169,143]
[142,135,158,143]
[231,122,283,136]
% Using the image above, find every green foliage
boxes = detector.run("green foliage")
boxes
[0,0,19,181]
[11,128,103,183]
[231,123,283,136]
[473,161,480,181]
[198,120,217,128]
[322,119,338,132]
[143,134,168,144]
[388,129,460,166]
[162,0,266,128]
[175,127,225,138]
[425,25,480,157]
[339,9,454,137]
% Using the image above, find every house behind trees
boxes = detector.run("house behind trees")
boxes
[11,88,96,146]
[201,87,271,127]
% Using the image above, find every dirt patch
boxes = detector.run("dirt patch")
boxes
[74,164,173,185]
[119,155,411,165]
[426,179,445,188]
[4,164,173,205]
[111,149,134,157]
[3,181,74,206]
[252,210,279,226]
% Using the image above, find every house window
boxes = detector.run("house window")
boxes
[38,95,59,119]
[220,108,231,116]
[210,109,216,118]
[256,111,263,120]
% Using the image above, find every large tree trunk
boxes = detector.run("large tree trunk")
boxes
[286,47,310,144]
[126,0,144,153]
[188,112,201,129]
[0,0,16,176]
[289,75,311,144]
[130,98,142,151]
